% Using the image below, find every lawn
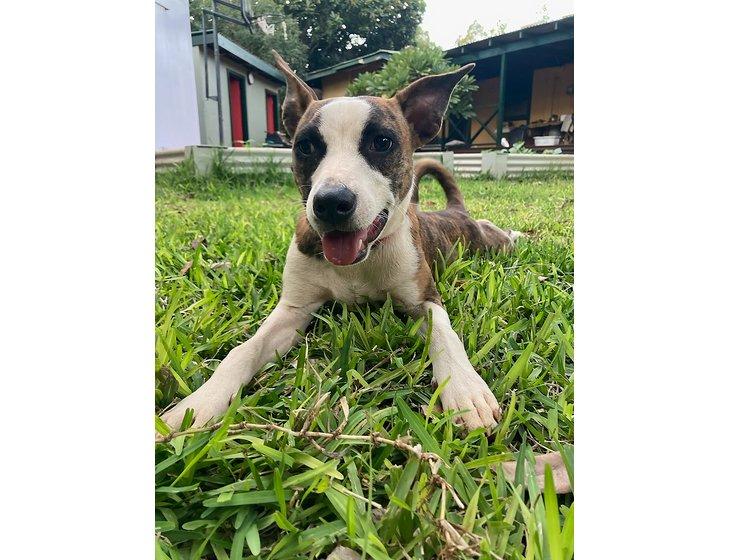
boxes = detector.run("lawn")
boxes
[155,162,574,560]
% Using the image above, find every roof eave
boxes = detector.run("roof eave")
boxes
[191,31,285,84]
[444,15,574,62]
[304,50,395,81]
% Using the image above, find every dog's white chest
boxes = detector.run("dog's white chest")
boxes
[283,222,423,309]
[325,238,419,305]
[327,275,389,304]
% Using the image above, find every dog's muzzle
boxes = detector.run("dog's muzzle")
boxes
[320,209,389,266]
[312,184,357,227]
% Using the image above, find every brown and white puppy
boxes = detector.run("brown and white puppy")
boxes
[160,53,519,433]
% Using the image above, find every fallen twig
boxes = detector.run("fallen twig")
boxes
[157,419,436,463]
[156,403,490,557]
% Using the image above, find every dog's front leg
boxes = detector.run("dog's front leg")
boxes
[160,299,321,430]
[416,301,502,432]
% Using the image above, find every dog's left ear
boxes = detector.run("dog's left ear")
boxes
[395,64,475,148]
[272,50,318,137]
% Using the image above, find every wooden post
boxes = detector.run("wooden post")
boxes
[496,53,507,148]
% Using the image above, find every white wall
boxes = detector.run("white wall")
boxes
[155,0,200,149]
[192,46,282,147]
[191,46,222,145]
[245,73,282,145]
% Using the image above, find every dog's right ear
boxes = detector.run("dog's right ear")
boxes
[395,64,475,148]
[272,50,318,137]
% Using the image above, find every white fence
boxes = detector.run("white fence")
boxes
[481,152,574,179]
[155,147,188,170]
[454,152,483,177]
[156,146,459,175]
[413,150,454,170]
[155,146,573,179]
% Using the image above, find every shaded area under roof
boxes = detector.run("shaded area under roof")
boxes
[191,30,285,84]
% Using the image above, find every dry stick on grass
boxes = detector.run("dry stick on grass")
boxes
[156,406,491,558]
[156,419,438,461]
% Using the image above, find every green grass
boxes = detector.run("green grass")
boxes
[155,162,574,560]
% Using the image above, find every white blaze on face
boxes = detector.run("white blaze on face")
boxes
[307,98,393,232]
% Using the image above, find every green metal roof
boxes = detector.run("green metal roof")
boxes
[304,50,396,81]
[191,30,285,84]
[445,15,573,64]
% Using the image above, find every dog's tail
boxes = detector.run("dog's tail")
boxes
[412,159,466,211]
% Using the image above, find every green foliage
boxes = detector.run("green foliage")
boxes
[347,38,478,120]
[281,0,426,70]
[188,0,426,72]
[189,0,308,73]
[456,20,509,46]
[457,21,488,46]
[155,165,573,558]
[456,20,489,46]
[503,140,535,154]
[537,3,552,24]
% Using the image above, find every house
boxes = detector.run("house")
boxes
[156,0,286,150]
[443,15,574,151]
[190,31,285,147]
[305,50,395,99]
[302,16,574,152]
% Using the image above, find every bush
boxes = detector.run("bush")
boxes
[347,38,477,120]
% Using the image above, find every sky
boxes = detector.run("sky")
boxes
[421,0,574,49]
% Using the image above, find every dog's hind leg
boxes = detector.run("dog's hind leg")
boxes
[477,219,521,251]
[160,298,323,431]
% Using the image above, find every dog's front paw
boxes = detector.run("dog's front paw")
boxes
[439,370,502,432]
[159,379,238,432]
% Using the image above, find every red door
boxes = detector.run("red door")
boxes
[228,76,246,147]
[265,92,276,134]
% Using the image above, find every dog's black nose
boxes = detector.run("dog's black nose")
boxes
[312,184,357,226]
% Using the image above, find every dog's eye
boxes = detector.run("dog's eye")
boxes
[371,135,393,153]
[296,139,314,156]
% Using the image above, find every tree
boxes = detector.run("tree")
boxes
[456,19,508,46]
[189,1,425,72]
[347,36,477,121]
[281,0,426,70]
[188,0,308,73]
[457,21,488,46]
[537,3,551,24]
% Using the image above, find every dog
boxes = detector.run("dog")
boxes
[160,53,520,433]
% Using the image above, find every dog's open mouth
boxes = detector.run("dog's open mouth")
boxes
[321,209,389,266]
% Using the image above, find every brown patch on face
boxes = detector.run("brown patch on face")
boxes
[289,100,331,204]
[295,211,322,258]
[360,97,415,203]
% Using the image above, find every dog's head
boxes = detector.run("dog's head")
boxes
[273,52,473,266]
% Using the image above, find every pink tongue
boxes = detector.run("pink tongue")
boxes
[321,229,369,265]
